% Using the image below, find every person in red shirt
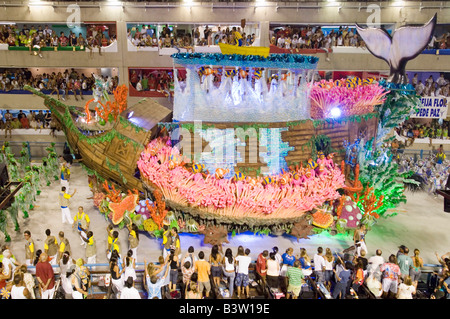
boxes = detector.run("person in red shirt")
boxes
[256,250,268,292]
[35,252,56,299]
[148,73,156,91]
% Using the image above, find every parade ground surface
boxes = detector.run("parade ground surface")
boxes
[4,164,449,269]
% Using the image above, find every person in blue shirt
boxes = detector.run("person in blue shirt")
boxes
[298,248,313,277]
[281,248,296,270]
[280,248,295,292]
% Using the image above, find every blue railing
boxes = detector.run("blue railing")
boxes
[0,141,66,160]
[24,261,443,298]
[26,262,151,297]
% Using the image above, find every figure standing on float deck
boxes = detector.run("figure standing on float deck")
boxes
[59,186,76,225]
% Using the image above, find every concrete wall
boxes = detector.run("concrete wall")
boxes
[0,93,170,111]
[2,1,448,25]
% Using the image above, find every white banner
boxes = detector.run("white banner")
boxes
[412,96,448,119]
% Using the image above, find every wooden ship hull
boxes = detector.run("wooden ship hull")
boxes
[172,116,378,178]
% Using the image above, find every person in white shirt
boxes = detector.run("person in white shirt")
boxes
[11,79,19,90]
[350,35,358,47]
[313,247,326,284]
[235,248,252,299]
[437,74,448,87]
[435,87,441,96]
[411,73,418,87]
[43,25,53,38]
[367,249,385,281]
[366,273,383,297]
[221,248,235,298]
[272,246,283,272]
[10,273,31,299]
[1,249,18,283]
[348,29,354,38]
[431,86,437,97]
[136,79,143,91]
[284,37,291,49]
[60,263,75,298]
[324,35,332,49]
[298,36,305,48]
[416,81,425,96]
[266,252,280,289]
[428,35,437,49]
[182,246,198,267]
[396,275,416,299]
[291,35,298,49]
[441,84,449,97]
[120,276,141,299]
[131,35,140,46]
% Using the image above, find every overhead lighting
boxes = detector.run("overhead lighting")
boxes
[392,0,404,7]
[28,0,49,8]
[105,0,123,6]
[324,0,340,8]
[255,0,268,8]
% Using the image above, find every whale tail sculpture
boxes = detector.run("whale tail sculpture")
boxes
[356,13,437,84]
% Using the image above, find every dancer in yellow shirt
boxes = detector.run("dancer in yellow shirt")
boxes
[73,206,90,246]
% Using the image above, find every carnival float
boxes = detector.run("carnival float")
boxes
[14,15,438,246]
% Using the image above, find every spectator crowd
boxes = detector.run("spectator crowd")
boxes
[270,24,450,52]
[1,222,449,300]
[395,119,450,141]
[128,24,256,50]
[129,69,184,97]
[1,22,448,55]
[0,24,116,57]
[0,68,119,101]
[427,30,450,50]
[269,25,365,50]
[0,109,62,138]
